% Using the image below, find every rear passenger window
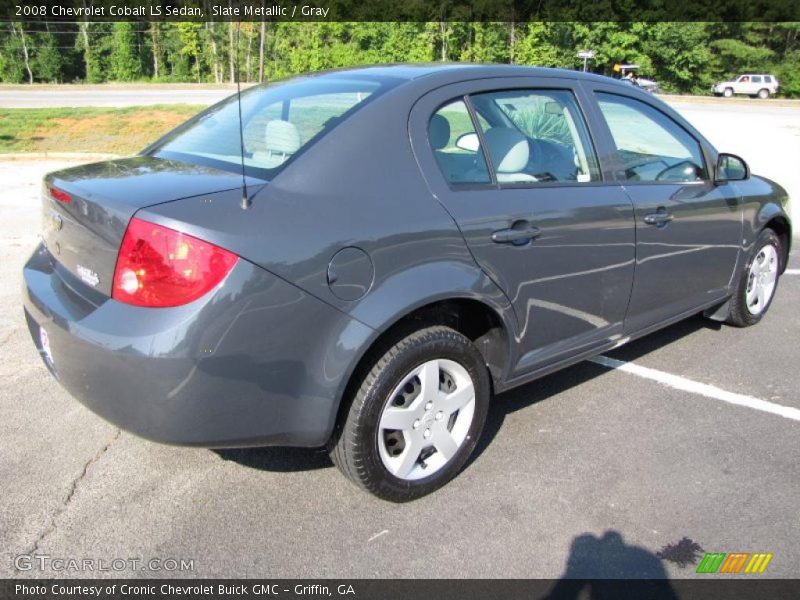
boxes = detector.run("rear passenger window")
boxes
[245,92,372,168]
[469,89,599,184]
[751,76,762,83]
[596,93,707,183]
[429,100,490,184]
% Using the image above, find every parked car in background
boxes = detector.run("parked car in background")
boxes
[23,65,792,501]
[617,64,661,94]
[713,74,780,98]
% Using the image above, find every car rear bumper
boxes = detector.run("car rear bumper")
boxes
[22,243,373,448]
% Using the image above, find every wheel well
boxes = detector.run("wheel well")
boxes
[370,299,507,388]
[330,299,508,444]
[404,299,507,381]
[764,217,792,271]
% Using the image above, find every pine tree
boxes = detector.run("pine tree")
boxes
[109,22,143,81]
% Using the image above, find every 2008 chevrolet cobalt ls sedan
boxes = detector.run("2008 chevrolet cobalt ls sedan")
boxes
[23,65,792,501]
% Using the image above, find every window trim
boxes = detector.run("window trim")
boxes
[593,91,711,186]
[464,94,497,185]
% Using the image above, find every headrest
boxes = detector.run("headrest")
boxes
[429,114,451,150]
[483,127,530,173]
[264,120,301,156]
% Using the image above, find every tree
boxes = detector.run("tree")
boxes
[710,38,776,76]
[258,19,266,82]
[642,23,712,93]
[0,23,25,83]
[515,23,567,68]
[0,20,798,96]
[109,22,143,81]
[32,31,63,82]
[177,22,202,82]
[149,23,163,80]
[10,22,33,83]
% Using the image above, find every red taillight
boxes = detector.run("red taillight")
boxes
[112,218,237,308]
[49,186,71,204]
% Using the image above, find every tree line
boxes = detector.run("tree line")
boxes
[1,21,798,96]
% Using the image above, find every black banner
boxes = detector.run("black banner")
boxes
[1,0,799,23]
[3,579,800,600]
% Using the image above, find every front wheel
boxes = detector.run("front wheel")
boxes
[726,229,782,327]
[723,87,734,98]
[329,326,490,501]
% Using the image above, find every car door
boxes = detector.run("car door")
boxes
[583,85,742,333]
[734,76,746,94]
[749,75,764,95]
[410,78,636,378]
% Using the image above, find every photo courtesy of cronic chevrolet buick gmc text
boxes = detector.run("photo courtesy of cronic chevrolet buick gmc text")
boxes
[22,65,792,501]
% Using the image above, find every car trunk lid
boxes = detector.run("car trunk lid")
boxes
[42,156,248,297]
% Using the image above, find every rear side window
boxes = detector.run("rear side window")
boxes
[429,100,490,184]
[151,77,392,179]
[752,76,763,83]
[596,93,707,183]
[470,89,599,184]
[243,92,371,168]
[428,89,599,186]
[764,76,773,83]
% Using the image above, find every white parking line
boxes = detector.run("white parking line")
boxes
[785,269,800,275]
[590,355,800,422]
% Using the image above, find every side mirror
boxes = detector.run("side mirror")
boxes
[455,132,480,153]
[715,153,749,184]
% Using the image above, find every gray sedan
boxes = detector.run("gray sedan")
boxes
[22,65,792,501]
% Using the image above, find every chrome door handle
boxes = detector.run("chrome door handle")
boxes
[491,223,541,244]
[643,211,674,226]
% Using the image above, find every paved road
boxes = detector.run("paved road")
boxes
[668,100,800,230]
[0,159,798,580]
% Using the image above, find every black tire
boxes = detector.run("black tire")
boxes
[757,88,770,99]
[329,325,490,502]
[723,87,734,98]
[726,228,783,327]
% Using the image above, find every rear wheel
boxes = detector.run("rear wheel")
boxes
[725,229,782,327]
[329,326,490,501]
[723,87,734,98]
[757,88,770,99]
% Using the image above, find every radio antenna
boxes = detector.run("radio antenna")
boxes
[235,20,250,210]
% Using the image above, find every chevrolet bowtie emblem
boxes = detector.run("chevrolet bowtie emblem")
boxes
[49,212,63,232]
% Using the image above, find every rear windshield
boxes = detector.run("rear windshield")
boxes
[148,76,395,179]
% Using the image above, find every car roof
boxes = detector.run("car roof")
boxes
[314,63,630,89]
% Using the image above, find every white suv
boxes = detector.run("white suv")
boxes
[712,74,780,99]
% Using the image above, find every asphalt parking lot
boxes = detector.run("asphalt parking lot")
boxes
[1,101,799,581]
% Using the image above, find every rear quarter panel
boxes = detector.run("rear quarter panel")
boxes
[139,81,518,416]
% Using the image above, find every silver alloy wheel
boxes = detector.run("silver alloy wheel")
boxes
[378,358,476,481]
[745,244,779,315]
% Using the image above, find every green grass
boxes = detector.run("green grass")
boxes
[0,105,204,155]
